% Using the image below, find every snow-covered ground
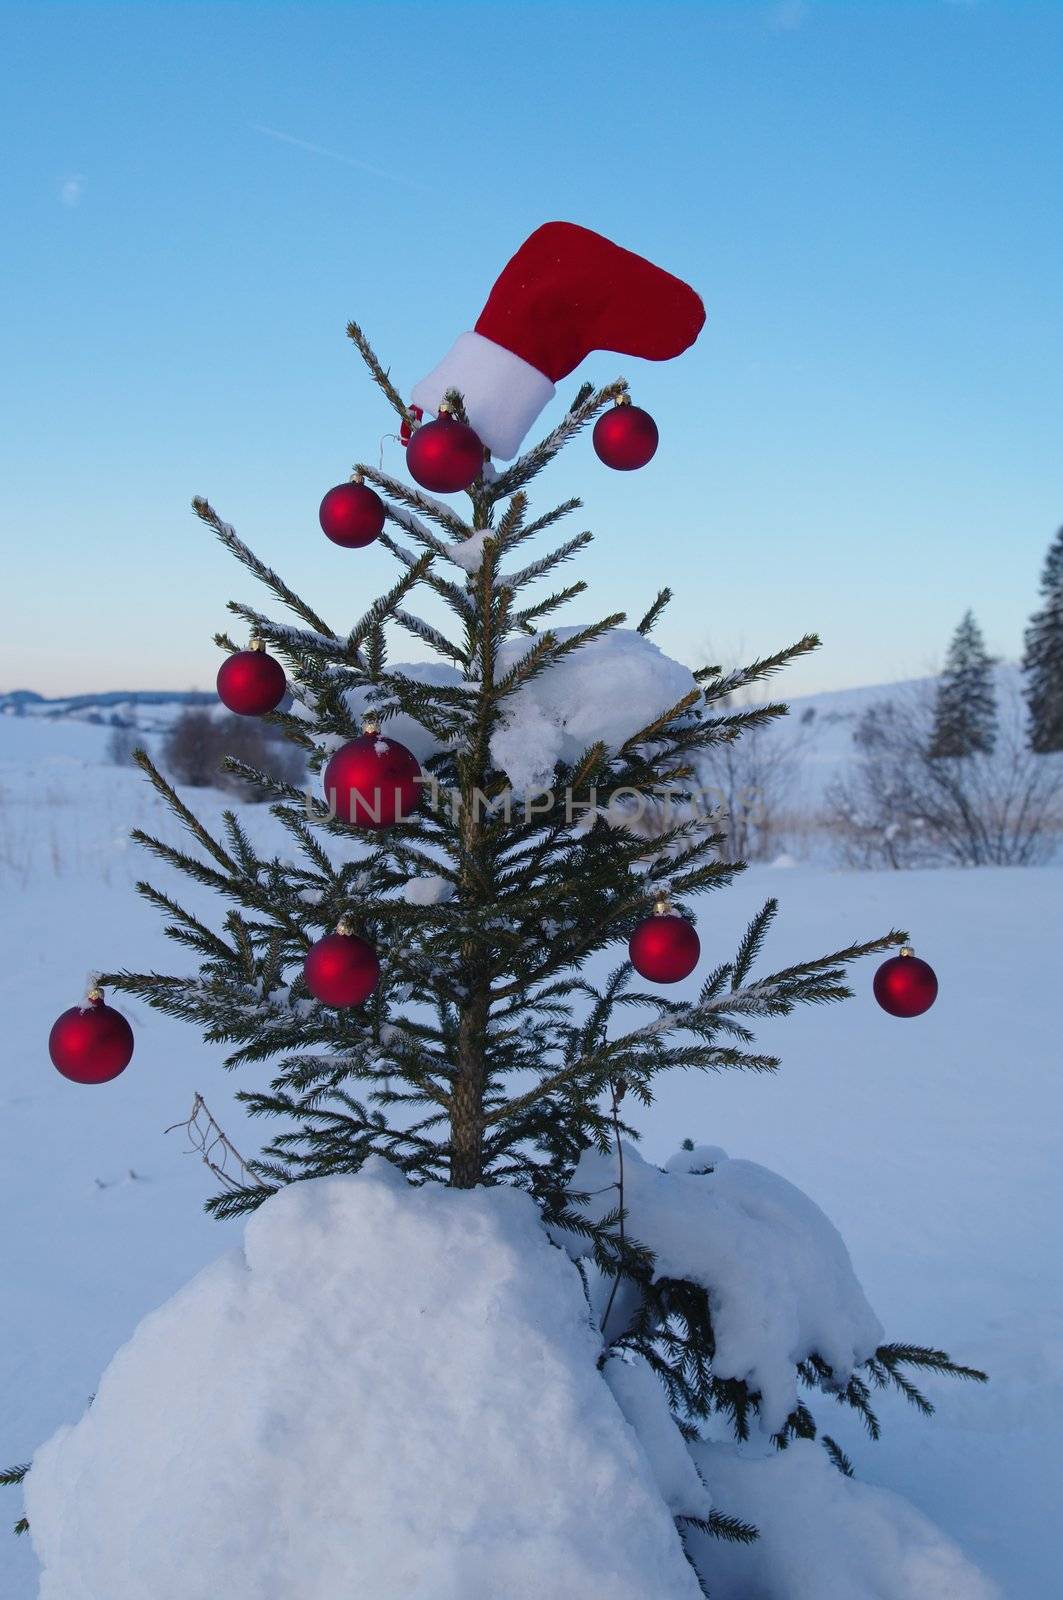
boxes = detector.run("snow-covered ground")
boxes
[2,713,1060,1596]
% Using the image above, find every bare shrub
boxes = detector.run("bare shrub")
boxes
[695,684,811,861]
[827,683,1063,867]
[107,725,139,766]
[161,710,304,802]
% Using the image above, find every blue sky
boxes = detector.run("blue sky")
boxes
[1,0,1060,698]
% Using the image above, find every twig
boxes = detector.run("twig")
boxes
[164,1094,266,1194]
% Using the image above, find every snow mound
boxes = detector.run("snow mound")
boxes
[686,1439,1001,1599]
[25,1162,704,1600]
[490,627,698,794]
[604,1353,711,1517]
[568,1142,884,1433]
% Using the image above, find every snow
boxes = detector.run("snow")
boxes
[447,528,493,573]
[568,1142,884,1434]
[603,1353,711,1517]
[490,626,697,793]
[333,628,699,797]
[686,1439,1000,1599]
[401,873,454,905]
[25,1162,704,1600]
[2,710,1061,1597]
[341,660,464,762]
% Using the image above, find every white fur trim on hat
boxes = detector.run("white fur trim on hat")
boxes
[410,331,556,461]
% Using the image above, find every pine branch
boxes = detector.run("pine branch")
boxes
[503,530,595,593]
[617,689,702,755]
[347,553,434,655]
[378,531,474,620]
[489,380,629,500]
[192,498,336,637]
[346,318,414,424]
[134,882,238,963]
[731,899,778,988]
[503,496,583,559]
[821,1435,855,1477]
[356,463,471,542]
[696,634,821,699]
[637,589,673,636]
[393,608,469,668]
[510,581,588,633]
[130,749,240,874]
[676,1509,759,1544]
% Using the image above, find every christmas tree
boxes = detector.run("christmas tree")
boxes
[929,610,998,759]
[24,225,991,1598]
[1024,525,1063,753]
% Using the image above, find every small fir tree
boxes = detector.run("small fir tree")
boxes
[929,610,997,758]
[10,313,985,1581]
[1023,525,1063,753]
[108,329,976,1468]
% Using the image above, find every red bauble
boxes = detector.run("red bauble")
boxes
[593,402,659,470]
[304,928,380,1007]
[49,992,134,1084]
[319,481,385,548]
[406,415,484,493]
[323,730,423,828]
[873,950,938,1017]
[217,648,286,716]
[629,912,700,983]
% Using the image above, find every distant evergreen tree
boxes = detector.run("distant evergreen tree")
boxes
[929,610,997,758]
[1023,526,1063,753]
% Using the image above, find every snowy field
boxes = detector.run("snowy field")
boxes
[2,712,1061,1596]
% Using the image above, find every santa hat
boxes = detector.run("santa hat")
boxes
[409,221,706,461]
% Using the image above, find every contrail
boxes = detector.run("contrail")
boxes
[249,122,430,193]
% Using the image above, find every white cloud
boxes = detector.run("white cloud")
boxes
[58,176,84,208]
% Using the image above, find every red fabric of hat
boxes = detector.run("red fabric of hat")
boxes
[409,221,705,461]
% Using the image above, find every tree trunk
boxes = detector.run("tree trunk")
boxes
[448,492,494,1188]
[450,990,488,1187]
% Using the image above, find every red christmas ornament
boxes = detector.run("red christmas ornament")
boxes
[217,643,286,717]
[304,923,380,1007]
[323,722,423,829]
[49,988,134,1084]
[406,412,484,493]
[873,947,938,1018]
[629,901,700,983]
[319,479,385,548]
[593,399,659,470]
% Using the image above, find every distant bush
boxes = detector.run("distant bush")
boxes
[826,683,1063,868]
[107,726,140,767]
[161,710,305,802]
